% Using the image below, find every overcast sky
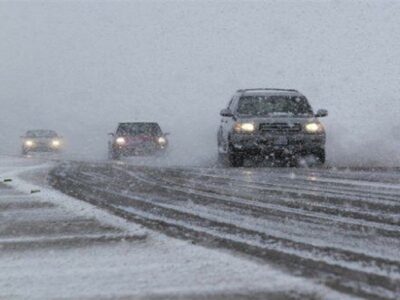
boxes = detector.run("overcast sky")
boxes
[1,0,400,165]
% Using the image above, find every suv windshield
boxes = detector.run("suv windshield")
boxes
[237,95,313,116]
[117,123,162,136]
[26,130,58,138]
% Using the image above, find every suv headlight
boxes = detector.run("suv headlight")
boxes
[234,122,256,133]
[305,122,324,133]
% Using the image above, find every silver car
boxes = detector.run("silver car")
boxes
[217,89,328,167]
[21,129,63,155]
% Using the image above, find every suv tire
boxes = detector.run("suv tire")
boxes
[315,148,326,164]
[228,152,244,167]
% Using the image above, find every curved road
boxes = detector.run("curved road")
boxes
[49,161,400,300]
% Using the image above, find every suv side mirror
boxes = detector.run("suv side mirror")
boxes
[315,109,328,118]
[108,132,115,136]
[164,132,170,136]
[220,108,234,117]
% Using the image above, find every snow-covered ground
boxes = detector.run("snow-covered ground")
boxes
[50,158,400,299]
[0,156,356,299]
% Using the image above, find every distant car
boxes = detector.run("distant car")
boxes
[217,88,328,167]
[108,122,169,159]
[21,130,63,155]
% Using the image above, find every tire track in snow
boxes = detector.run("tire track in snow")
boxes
[49,162,400,300]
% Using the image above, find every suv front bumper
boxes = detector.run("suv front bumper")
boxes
[229,133,325,155]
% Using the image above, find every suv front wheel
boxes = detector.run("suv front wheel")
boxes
[217,148,244,167]
[228,152,244,167]
[314,148,325,164]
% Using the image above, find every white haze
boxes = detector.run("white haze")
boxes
[1,0,400,166]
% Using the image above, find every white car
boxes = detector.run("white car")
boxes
[21,129,63,155]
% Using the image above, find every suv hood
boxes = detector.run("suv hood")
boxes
[237,116,317,125]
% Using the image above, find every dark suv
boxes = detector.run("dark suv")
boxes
[217,89,328,167]
[108,122,168,159]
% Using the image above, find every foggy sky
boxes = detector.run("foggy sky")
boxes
[1,0,400,166]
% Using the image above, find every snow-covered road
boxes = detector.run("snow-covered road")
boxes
[50,160,400,300]
[0,156,354,300]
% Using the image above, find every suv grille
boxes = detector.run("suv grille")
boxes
[259,123,302,133]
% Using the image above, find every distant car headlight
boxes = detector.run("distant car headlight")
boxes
[115,137,126,145]
[157,137,167,145]
[25,140,34,147]
[234,122,256,133]
[51,139,61,147]
[305,122,324,133]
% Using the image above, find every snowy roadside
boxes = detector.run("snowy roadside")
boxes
[0,156,359,299]
[1,160,145,234]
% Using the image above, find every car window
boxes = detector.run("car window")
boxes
[237,95,313,116]
[117,123,162,136]
[26,130,58,138]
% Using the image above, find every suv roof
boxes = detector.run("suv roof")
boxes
[237,88,303,97]
[118,122,159,124]
[237,88,299,93]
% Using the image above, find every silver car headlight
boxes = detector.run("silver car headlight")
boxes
[25,140,34,147]
[51,139,61,147]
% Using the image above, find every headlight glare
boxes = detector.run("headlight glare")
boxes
[158,137,167,145]
[305,122,323,133]
[25,140,34,147]
[116,137,126,145]
[52,140,61,147]
[234,122,255,133]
